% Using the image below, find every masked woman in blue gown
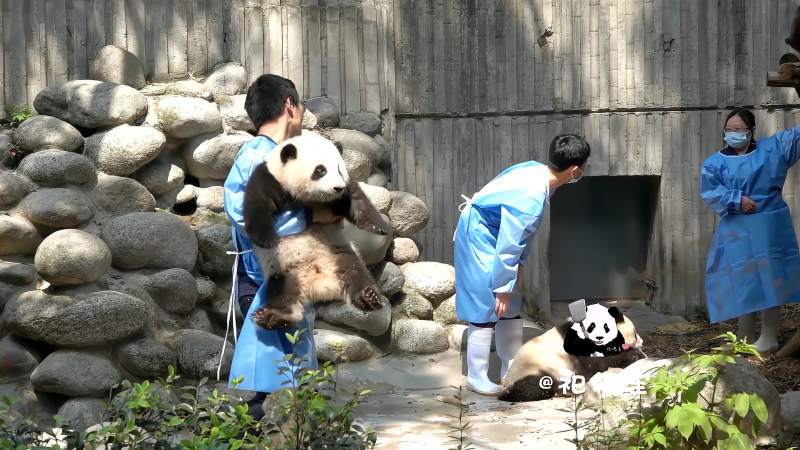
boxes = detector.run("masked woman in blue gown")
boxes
[700,108,800,352]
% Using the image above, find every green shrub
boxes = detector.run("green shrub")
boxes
[6,104,35,128]
[0,329,376,450]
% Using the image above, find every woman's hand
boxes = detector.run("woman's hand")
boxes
[741,196,757,214]
[495,292,514,319]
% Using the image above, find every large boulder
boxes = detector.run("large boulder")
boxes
[0,261,36,285]
[30,351,120,397]
[33,80,148,129]
[388,191,429,237]
[389,237,419,265]
[204,62,248,98]
[2,290,149,347]
[170,329,233,379]
[57,398,106,432]
[155,96,223,138]
[188,309,213,332]
[314,329,374,363]
[133,157,186,195]
[117,338,178,378]
[92,174,156,215]
[0,214,41,256]
[358,182,392,214]
[17,149,96,187]
[400,262,456,305]
[89,45,146,89]
[390,319,449,354]
[102,212,198,271]
[316,296,392,337]
[373,261,404,297]
[143,268,199,314]
[14,115,84,153]
[432,295,458,326]
[83,125,166,176]
[391,291,433,320]
[17,188,94,231]
[216,94,254,132]
[195,223,235,279]
[304,97,339,128]
[334,213,393,265]
[182,132,253,180]
[782,391,800,433]
[140,80,213,100]
[340,111,382,137]
[0,335,39,382]
[327,128,389,169]
[0,171,33,210]
[34,229,112,285]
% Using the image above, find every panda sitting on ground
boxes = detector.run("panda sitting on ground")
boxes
[242,131,392,330]
[498,303,645,402]
[563,304,632,357]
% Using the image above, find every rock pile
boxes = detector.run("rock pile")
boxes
[0,45,457,423]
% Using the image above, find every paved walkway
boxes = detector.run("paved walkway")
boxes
[332,300,687,449]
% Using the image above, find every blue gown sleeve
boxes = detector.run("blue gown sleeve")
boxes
[700,163,742,218]
[771,127,800,166]
[491,205,539,294]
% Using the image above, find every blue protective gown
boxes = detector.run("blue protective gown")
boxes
[223,135,317,393]
[700,128,800,323]
[453,161,552,323]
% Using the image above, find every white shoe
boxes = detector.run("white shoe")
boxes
[466,325,502,396]
[495,318,522,383]
[754,307,781,353]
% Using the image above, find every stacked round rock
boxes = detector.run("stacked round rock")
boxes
[0,45,458,424]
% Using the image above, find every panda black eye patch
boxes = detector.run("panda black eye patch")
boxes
[587,323,595,333]
[312,165,327,180]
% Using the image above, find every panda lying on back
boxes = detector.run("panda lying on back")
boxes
[498,304,645,402]
[242,132,392,330]
[563,304,631,357]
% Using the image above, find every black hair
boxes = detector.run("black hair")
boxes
[723,108,756,146]
[548,134,591,172]
[244,74,300,130]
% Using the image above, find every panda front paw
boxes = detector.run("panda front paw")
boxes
[352,287,382,312]
[590,351,604,357]
[253,308,292,330]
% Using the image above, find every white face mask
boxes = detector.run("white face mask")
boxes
[568,167,583,184]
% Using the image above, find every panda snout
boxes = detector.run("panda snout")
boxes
[333,186,344,194]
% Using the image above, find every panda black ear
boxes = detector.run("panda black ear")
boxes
[608,306,624,323]
[280,143,298,163]
[333,141,344,155]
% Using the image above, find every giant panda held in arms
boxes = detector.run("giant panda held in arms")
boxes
[241,132,392,330]
[498,303,647,402]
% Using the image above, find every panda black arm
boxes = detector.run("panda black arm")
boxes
[599,332,628,355]
[331,181,392,235]
[243,163,286,248]
[563,328,597,357]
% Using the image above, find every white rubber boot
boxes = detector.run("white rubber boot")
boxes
[466,325,502,396]
[753,307,780,353]
[495,318,522,384]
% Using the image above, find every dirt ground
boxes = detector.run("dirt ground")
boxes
[641,303,800,394]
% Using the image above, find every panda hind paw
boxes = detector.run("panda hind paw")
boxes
[352,287,382,312]
[253,308,293,330]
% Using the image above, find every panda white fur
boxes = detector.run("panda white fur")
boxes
[242,132,392,330]
[498,306,645,402]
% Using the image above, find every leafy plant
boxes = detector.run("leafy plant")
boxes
[267,329,377,450]
[0,329,377,450]
[444,385,474,450]
[6,104,34,127]
[625,332,768,450]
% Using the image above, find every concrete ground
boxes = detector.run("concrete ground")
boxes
[332,300,688,449]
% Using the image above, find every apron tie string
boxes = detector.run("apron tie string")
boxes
[217,248,253,381]
[453,193,476,241]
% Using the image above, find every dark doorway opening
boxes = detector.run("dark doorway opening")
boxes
[548,175,661,302]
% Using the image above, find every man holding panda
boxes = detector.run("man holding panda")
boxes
[222,74,339,417]
[453,134,591,395]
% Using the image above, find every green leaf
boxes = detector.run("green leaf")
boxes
[653,433,667,446]
[721,432,755,450]
[732,393,750,418]
[749,394,768,424]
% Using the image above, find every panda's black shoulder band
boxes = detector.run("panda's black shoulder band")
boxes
[243,162,287,247]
